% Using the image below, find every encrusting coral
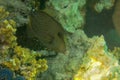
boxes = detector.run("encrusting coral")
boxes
[74,36,120,80]
[0,68,13,80]
[0,0,31,27]
[46,0,86,33]
[0,6,48,80]
[94,0,115,12]
[44,0,115,33]
[0,67,25,80]
[0,6,17,55]
[111,47,120,63]
[4,46,48,80]
[0,0,119,80]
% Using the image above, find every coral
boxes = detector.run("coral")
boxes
[13,46,48,79]
[0,6,9,20]
[2,46,48,80]
[74,36,120,80]
[0,67,25,80]
[0,0,32,26]
[112,47,120,63]
[14,76,25,80]
[0,6,48,80]
[38,30,90,80]
[46,0,86,33]
[45,0,114,33]
[0,1,119,80]
[0,68,13,80]
[0,6,17,55]
[94,0,115,12]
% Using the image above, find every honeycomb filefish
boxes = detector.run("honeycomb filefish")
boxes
[27,11,66,53]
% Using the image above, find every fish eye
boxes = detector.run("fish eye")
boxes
[63,5,68,8]
[57,32,63,38]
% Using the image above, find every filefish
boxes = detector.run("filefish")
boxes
[27,11,66,53]
[112,0,120,36]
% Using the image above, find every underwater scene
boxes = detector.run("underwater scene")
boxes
[0,0,120,80]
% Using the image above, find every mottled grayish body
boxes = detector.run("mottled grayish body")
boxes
[27,11,66,52]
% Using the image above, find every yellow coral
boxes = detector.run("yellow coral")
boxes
[0,19,17,54]
[0,6,9,20]
[14,46,48,80]
[3,56,21,70]
[2,45,48,80]
[74,36,120,80]
[0,6,48,80]
[112,47,120,61]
